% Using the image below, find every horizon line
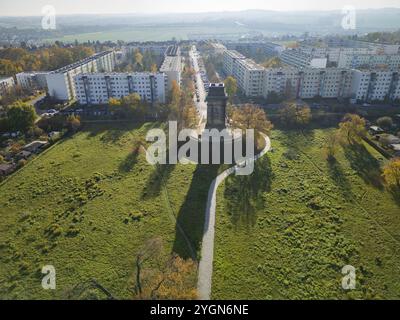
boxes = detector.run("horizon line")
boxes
[1,6,400,18]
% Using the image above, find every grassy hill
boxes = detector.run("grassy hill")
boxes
[212,129,400,299]
[0,123,215,299]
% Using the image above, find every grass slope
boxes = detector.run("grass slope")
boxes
[212,129,400,300]
[0,123,211,299]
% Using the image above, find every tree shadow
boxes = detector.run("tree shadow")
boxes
[388,186,400,207]
[224,155,274,228]
[172,164,220,259]
[118,151,140,173]
[80,122,143,140]
[343,143,384,190]
[141,163,176,199]
[327,158,355,202]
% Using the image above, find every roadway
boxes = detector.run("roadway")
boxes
[189,45,207,132]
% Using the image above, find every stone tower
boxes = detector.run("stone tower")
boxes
[205,83,228,129]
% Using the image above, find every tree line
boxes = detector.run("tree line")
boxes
[0,45,95,76]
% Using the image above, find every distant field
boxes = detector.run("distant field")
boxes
[0,122,215,299]
[212,128,400,299]
[46,25,252,42]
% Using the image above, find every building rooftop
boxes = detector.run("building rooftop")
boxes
[207,83,227,97]
[51,51,114,74]
[160,55,181,72]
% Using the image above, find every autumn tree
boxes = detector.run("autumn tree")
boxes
[169,80,181,106]
[338,114,367,144]
[133,49,143,70]
[231,104,273,134]
[182,103,199,129]
[324,132,340,161]
[262,57,283,68]
[121,93,146,121]
[279,101,312,128]
[224,76,238,103]
[66,115,81,133]
[230,104,273,150]
[6,101,37,132]
[382,158,400,189]
[150,63,158,73]
[132,237,197,300]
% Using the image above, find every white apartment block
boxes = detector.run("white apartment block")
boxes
[281,49,327,69]
[46,51,116,101]
[122,44,169,57]
[0,76,15,95]
[350,70,400,102]
[74,72,167,105]
[224,41,284,57]
[222,50,245,77]
[298,46,373,61]
[222,50,264,96]
[16,71,49,90]
[223,48,400,103]
[263,68,352,100]
[338,53,400,69]
[235,59,265,97]
[160,55,182,91]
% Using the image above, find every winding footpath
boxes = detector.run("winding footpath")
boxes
[197,134,272,300]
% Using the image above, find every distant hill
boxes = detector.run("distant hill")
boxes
[1,8,400,39]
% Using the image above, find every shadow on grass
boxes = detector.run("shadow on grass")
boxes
[224,156,274,228]
[80,121,143,140]
[141,163,176,199]
[327,158,355,202]
[389,186,400,207]
[118,151,140,173]
[172,164,220,259]
[344,142,384,190]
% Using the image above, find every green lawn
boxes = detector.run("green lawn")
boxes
[3,124,400,299]
[212,128,400,299]
[0,122,214,299]
[45,25,252,43]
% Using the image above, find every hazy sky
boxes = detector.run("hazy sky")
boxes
[1,0,400,16]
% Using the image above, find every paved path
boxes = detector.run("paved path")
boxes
[197,134,271,300]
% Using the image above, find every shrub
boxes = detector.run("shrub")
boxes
[17,159,27,168]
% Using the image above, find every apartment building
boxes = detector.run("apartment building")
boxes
[160,45,182,90]
[122,44,170,57]
[224,48,400,103]
[224,41,284,57]
[16,71,50,90]
[322,38,400,55]
[74,72,166,105]
[222,50,245,76]
[263,68,352,100]
[46,51,116,101]
[281,49,327,69]
[0,76,15,95]
[236,59,265,97]
[338,53,400,69]
[222,50,264,96]
[298,45,374,65]
[350,70,400,102]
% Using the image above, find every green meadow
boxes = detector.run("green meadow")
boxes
[212,129,400,300]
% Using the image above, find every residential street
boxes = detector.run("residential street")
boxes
[189,45,208,132]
